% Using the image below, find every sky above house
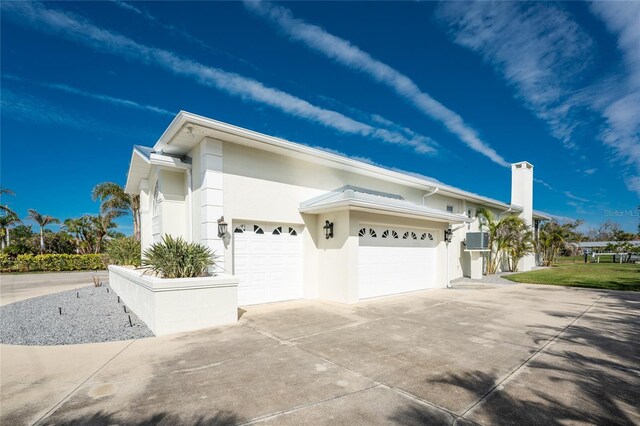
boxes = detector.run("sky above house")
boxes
[1,1,639,234]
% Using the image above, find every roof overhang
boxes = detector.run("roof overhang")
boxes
[150,111,521,211]
[124,145,191,194]
[300,187,472,224]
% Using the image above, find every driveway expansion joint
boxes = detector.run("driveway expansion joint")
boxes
[459,293,608,419]
[32,339,138,426]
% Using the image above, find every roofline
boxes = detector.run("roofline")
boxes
[152,111,526,211]
[300,199,472,224]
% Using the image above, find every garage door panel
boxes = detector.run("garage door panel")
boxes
[234,224,303,306]
[359,226,438,299]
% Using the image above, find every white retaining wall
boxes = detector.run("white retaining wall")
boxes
[108,265,238,336]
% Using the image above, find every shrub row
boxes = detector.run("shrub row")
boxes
[0,254,106,273]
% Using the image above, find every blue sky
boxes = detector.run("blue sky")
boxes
[1,1,639,234]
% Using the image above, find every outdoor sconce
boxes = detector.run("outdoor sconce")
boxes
[217,216,228,238]
[444,229,453,243]
[323,220,334,239]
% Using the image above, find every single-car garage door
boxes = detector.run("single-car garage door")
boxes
[233,223,303,306]
[358,226,438,299]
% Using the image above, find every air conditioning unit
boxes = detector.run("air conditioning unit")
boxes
[466,232,489,250]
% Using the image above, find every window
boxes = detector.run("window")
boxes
[446,204,455,213]
[359,228,366,237]
[272,226,282,235]
[467,209,473,218]
[392,230,399,239]
[402,232,410,239]
[289,227,297,236]
[369,228,377,238]
[428,233,434,241]
[382,230,389,238]
[234,225,245,233]
[420,233,427,240]
[254,225,264,234]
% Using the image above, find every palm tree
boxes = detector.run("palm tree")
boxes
[536,220,582,266]
[0,212,21,249]
[92,182,140,241]
[0,187,17,216]
[502,217,535,272]
[64,216,96,254]
[27,209,60,254]
[90,212,118,254]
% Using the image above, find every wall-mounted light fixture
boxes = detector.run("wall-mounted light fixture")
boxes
[444,228,453,243]
[323,220,334,239]
[217,216,228,238]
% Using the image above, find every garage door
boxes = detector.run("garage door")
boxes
[233,223,303,306]
[359,226,438,299]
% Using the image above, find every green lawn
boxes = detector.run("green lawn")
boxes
[505,263,640,291]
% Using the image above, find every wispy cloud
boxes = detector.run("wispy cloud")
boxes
[436,1,640,196]
[583,168,597,176]
[4,74,173,116]
[564,191,589,203]
[2,1,436,155]
[2,88,107,132]
[244,1,509,167]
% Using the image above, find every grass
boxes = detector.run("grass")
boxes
[505,262,640,291]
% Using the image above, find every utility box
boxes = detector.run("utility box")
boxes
[466,232,489,250]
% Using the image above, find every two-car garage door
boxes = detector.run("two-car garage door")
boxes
[358,226,438,299]
[233,223,303,306]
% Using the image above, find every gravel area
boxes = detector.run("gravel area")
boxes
[451,268,549,287]
[0,285,154,345]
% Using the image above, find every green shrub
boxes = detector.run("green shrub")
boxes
[0,254,104,272]
[142,235,215,278]
[106,237,141,266]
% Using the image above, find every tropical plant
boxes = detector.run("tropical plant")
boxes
[27,209,60,254]
[92,182,141,241]
[0,212,21,249]
[503,218,535,272]
[90,213,118,254]
[142,235,215,278]
[0,187,16,216]
[536,220,582,266]
[106,237,141,266]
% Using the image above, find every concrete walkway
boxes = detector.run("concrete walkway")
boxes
[0,271,108,306]
[1,284,638,425]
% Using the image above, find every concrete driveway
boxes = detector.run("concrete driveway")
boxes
[1,284,638,425]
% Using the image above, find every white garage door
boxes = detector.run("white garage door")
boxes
[233,223,303,306]
[359,226,438,299]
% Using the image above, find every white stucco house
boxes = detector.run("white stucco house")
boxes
[120,111,549,316]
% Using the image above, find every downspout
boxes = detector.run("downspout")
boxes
[422,186,439,205]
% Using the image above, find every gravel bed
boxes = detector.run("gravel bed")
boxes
[0,285,154,345]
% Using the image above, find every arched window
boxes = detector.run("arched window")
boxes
[382,230,389,238]
[289,227,297,236]
[234,225,245,233]
[392,230,399,239]
[272,226,282,235]
[254,225,264,234]
[402,232,410,239]
[369,228,377,238]
[359,228,366,237]
[428,233,433,241]
[420,233,427,240]
[411,232,417,240]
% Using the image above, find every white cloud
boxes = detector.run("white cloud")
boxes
[5,74,173,116]
[2,1,435,155]
[583,168,597,176]
[244,1,509,167]
[564,191,589,203]
[436,1,640,197]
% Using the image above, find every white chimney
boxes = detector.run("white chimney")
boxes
[511,161,535,271]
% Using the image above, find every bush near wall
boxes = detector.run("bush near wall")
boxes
[0,254,106,273]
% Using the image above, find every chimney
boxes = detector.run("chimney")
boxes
[511,161,535,271]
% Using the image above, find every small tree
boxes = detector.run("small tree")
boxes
[503,218,535,272]
[536,220,582,266]
[27,209,60,254]
[92,182,141,241]
[0,212,21,249]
